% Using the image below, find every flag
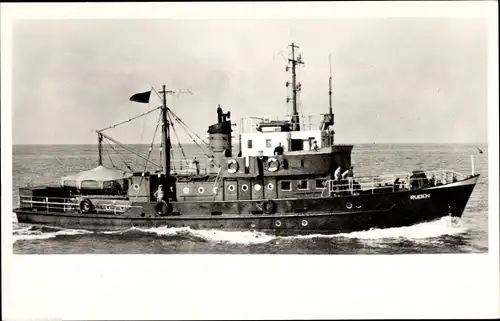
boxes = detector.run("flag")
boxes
[129,91,151,103]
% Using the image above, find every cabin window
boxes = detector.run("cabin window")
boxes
[280,181,292,191]
[298,180,309,190]
[266,139,272,148]
[316,179,327,189]
[247,140,253,149]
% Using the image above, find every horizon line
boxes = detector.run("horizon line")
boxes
[11,141,489,146]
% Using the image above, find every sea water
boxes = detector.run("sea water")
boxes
[11,143,488,254]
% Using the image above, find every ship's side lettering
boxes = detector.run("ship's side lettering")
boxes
[410,194,431,200]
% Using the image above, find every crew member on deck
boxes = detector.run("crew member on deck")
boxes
[342,166,354,192]
[342,166,354,179]
[154,185,164,202]
[274,142,284,156]
[334,165,342,181]
[311,140,319,151]
[192,157,200,175]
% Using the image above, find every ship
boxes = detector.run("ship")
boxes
[13,43,480,235]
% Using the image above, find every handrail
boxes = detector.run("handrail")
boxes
[321,168,470,197]
[170,156,219,175]
[19,195,142,214]
[240,114,326,133]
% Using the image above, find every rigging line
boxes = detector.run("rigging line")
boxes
[103,139,131,173]
[97,106,161,132]
[168,109,210,147]
[167,110,213,161]
[134,111,162,200]
[151,86,163,103]
[139,97,152,145]
[168,111,189,166]
[102,141,117,169]
[140,111,162,174]
[103,137,134,172]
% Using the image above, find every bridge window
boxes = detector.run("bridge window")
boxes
[298,180,309,190]
[266,139,272,148]
[316,179,327,189]
[280,180,292,191]
[247,140,253,149]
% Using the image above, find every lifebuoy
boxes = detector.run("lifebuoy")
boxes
[79,198,94,214]
[155,200,172,216]
[227,159,239,174]
[262,200,276,214]
[267,157,280,172]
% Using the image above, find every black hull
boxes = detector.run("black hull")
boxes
[14,176,478,236]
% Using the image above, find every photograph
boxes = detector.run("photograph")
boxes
[2,2,498,320]
[10,15,489,255]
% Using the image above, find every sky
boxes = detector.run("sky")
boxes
[11,17,489,145]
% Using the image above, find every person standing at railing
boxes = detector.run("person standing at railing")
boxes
[333,165,342,193]
[192,157,200,175]
[154,185,164,202]
[334,165,342,181]
[311,140,319,151]
[274,142,284,156]
[342,166,354,193]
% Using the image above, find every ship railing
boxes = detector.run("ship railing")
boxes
[19,195,143,214]
[321,169,470,197]
[170,157,219,176]
[240,114,325,133]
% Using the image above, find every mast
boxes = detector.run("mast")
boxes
[286,42,304,131]
[98,132,103,166]
[327,54,335,146]
[328,53,333,118]
[160,85,171,178]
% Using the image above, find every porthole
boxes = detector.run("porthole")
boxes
[198,187,205,194]
[275,220,282,227]
[228,184,236,192]
[213,186,219,194]
[267,183,274,190]
[301,219,308,227]
[255,184,262,191]
[183,187,190,194]
[133,184,140,191]
[355,204,363,209]
[241,184,249,191]
[346,202,353,210]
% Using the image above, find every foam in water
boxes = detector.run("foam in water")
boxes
[13,217,467,245]
[13,227,93,243]
[123,225,275,244]
[336,216,466,240]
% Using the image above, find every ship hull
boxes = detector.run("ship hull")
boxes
[14,175,478,235]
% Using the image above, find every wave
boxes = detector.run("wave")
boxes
[12,216,466,245]
[96,216,467,245]
[101,226,275,244]
[12,225,93,243]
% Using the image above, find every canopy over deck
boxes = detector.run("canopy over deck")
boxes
[60,165,132,189]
